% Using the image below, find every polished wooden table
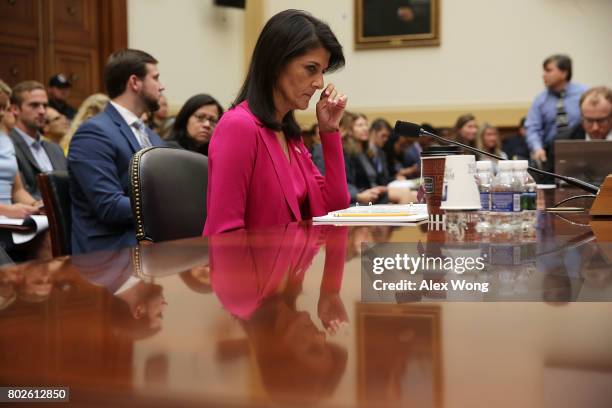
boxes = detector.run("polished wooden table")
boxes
[1,211,612,407]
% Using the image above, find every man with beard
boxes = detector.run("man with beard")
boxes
[9,81,67,199]
[68,49,165,254]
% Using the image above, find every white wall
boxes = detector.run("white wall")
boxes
[127,0,245,109]
[127,0,612,115]
[267,0,612,110]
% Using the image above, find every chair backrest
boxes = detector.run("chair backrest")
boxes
[129,147,208,243]
[37,170,71,256]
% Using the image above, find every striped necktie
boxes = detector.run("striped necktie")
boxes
[555,90,569,139]
[132,120,153,148]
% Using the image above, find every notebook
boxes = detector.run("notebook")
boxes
[312,204,428,224]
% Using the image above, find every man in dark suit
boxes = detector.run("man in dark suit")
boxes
[68,49,165,255]
[9,81,67,199]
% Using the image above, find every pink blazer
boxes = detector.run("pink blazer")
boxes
[210,224,347,320]
[203,102,350,235]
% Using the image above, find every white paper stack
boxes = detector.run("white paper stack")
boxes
[312,204,428,225]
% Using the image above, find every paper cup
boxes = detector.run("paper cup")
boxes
[420,146,462,216]
[440,155,482,210]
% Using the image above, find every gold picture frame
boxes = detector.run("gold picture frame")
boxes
[355,0,441,49]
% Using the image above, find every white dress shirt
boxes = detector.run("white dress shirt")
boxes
[109,101,152,148]
[14,127,54,172]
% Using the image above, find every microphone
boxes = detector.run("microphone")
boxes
[394,121,600,195]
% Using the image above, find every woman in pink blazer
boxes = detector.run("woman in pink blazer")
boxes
[203,10,350,235]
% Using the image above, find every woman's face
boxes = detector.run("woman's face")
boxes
[351,117,369,142]
[460,119,479,141]
[186,104,220,145]
[274,46,330,114]
[371,127,390,148]
[482,128,499,149]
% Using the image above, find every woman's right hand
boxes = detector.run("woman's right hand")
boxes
[2,203,40,218]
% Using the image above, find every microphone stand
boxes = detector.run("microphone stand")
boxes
[419,128,600,195]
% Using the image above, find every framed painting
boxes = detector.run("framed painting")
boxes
[355,0,440,49]
[356,303,442,407]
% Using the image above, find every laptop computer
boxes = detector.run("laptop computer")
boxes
[555,140,612,186]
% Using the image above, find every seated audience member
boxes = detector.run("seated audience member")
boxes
[68,49,165,255]
[61,93,110,155]
[146,95,174,139]
[203,10,349,235]
[167,94,223,156]
[454,113,479,150]
[368,117,393,179]
[0,83,49,261]
[0,81,40,215]
[0,80,15,134]
[478,123,507,173]
[342,112,388,204]
[307,124,330,175]
[43,107,70,145]
[384,130,416,179]
[502,117,530,160]
[9,81,67,199]
[302,123,319,153]
[401,123,436,178]
[566,86,612,141]
[47,74,77,120]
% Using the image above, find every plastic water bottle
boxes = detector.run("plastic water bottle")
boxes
[491,161,521,239]
[475,161,493,236]
[476,161,493,210]
[514,160,537,239]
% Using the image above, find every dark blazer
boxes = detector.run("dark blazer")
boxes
[502,134,530,160]
[68,103,164,255]
[9,129,67,199]
[566,124,586,140]
[346,149,390,204]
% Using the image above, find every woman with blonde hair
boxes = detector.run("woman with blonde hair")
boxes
[341,111,388,204]
[477,123,507,173]
[61,93,109,154]
[477,123,507,159]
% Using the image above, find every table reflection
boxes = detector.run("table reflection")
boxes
[210,224,349,402]
[0,217,611,407]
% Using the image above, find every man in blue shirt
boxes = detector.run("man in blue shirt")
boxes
[525,54,587,165]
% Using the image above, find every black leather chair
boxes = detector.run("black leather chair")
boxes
[129,147,208,243]
[37,170,71,256]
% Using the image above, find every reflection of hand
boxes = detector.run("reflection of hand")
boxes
[318,292,348,335]
[397,6,415,22]
[316,83,348,134]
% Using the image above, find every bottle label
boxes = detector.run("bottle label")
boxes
[480,192,490,210]
[521,192,537,210]
[491,192,515,212]
[513,193,521,212]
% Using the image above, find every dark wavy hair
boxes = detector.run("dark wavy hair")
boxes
[543,54,572,82]
[234,9,345,140]
[170,94,224,154]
